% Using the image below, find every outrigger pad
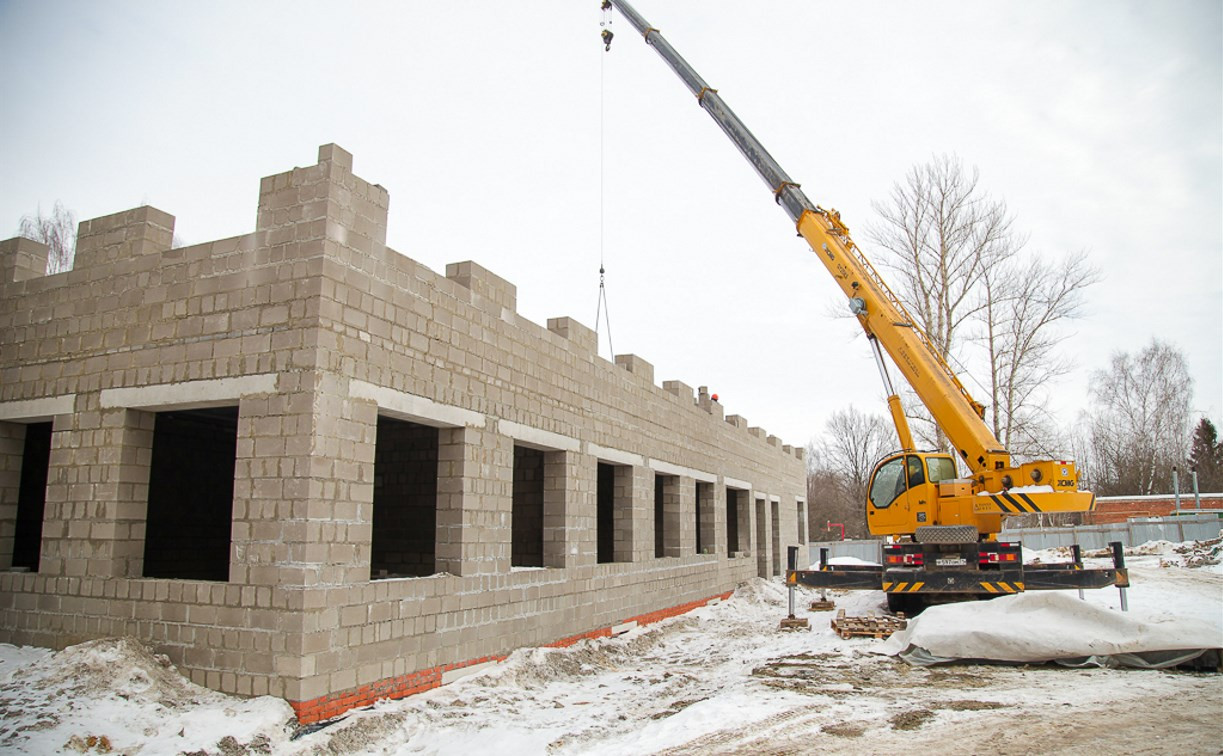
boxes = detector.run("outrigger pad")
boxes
[876,592,1221,669]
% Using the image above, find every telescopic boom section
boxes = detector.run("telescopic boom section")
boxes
[609,0,1010,475]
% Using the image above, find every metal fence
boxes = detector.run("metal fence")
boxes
[1001,512,1222,551]
[809,512,1223,563]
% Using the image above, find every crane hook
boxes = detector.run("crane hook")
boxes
[601,28,614,52]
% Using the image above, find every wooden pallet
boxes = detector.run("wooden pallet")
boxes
[830,609,907,640]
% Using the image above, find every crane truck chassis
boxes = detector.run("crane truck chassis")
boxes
[606,0,1130,612]
[794,540,1129,615]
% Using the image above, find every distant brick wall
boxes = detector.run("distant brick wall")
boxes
[1087,494,1223,525]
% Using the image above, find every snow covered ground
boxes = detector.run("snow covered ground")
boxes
[1,539,1220,755]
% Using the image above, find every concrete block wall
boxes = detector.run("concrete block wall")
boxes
[0,144,808,720]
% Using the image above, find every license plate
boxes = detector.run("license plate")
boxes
[935,558,967,566]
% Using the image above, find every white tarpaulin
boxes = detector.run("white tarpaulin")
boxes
[877,591,1223,668]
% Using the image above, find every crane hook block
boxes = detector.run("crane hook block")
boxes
[601,29,614,51]
[601,1,612,10]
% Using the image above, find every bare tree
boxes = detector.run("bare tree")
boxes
[821,407,898,501]
[980,251,1099,460]
[866,155,1095,460]
[1088,339,1193,495]
[866,155,1021,450]
[805,407,896,540]
[18,201,76,274]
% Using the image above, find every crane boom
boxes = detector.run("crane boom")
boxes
[609,0,1009,475]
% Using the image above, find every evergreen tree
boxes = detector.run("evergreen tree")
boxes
[1187,418,1223,492]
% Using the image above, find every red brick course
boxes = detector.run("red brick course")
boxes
[289,589,736,724]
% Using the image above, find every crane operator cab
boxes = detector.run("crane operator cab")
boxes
[866,452,964,538]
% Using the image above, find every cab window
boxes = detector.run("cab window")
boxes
[906,455,926,487]
[869,457,907,509]
[926,456,957,484]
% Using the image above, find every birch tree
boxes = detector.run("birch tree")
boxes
[1088,339,1193,495]
[18,202,76,274]
[866,155,1020,450]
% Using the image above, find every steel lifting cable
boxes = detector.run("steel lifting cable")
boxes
[595,4,615,358]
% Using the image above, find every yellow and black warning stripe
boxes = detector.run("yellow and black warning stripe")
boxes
[882,582,925,593]
[979,581,1024,593]
[987,492,1042,514]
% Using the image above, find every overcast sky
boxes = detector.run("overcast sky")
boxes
[1,0,1219,452]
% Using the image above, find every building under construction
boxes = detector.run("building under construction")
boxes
[0,145,807,721]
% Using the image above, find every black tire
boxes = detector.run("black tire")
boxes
[887,592,927,616]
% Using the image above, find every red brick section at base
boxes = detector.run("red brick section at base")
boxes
[289,590,736,724]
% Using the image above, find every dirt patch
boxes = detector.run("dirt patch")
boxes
[890,708,935,730]
[821,722,867,738]
[309,712,408,754]
[649,697,709,720]
[941,699,1005,711]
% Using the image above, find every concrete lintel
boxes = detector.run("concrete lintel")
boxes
[499,419,580,452]
[586,442,645,467]
[649,458,716,483]
[440,660,500,686]
[610,620,638,636]
[723,476,753,492]
[769,494,781,503]
[0,395,76,422]
[100,375,276,410]
[349,380,485,429]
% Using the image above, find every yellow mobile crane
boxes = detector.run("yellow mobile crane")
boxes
[606,0,1128,612]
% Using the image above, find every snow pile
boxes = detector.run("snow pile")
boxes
[0,567,1219,754]
[0,637,293,755]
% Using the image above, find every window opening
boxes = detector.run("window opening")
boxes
[371,416,440,579]
[597,462,615,563]
[754,498,768,578]
[12,422,52,572]
[512,446,545,567]
[143,408,238,581]
[725,487,741,556]
[695,481,714,555]
[770,500,781,576]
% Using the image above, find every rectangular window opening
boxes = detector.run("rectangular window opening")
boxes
[770,500,782,576]
[797,500,807,545]
[371,416,440,579]
[725,487,744,557]
[512,446,545,568]
[695,481,713,555]
[597,462,613,563]
[755,498,768,578]
[654,473,679,558]
[144,407,238,581]
[9,422,52,572]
